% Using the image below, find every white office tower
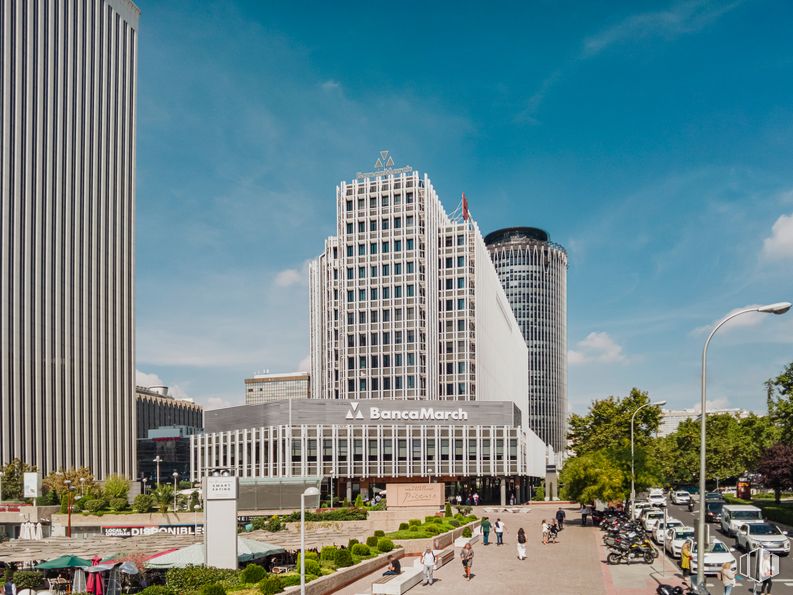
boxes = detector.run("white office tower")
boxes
[1,0,139,477]
[309,154,528,414]
[485,228,568,454]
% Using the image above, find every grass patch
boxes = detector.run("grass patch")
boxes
[384,515,477,540]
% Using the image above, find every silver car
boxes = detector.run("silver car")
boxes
[735,522,790,556]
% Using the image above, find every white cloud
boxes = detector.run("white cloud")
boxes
[297,353,311,372]
[761,213,793,260]
[321,80,341,92]
[274,268,303,287]
[568,332,627,365]
[583,0,742,57]
[136,369,164,387]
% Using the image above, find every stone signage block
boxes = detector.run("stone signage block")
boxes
[387,483,444,508]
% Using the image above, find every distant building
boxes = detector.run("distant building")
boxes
[658,407,751,437]
[137,425,199,483]
[136,386,203,440]
[244,372,310,405]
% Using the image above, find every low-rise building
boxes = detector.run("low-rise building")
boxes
[244,372,310,405]
[658,407,751,437]
[136,386,204,440]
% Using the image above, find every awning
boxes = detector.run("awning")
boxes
[37,555,92,569]
[145,537,285,569]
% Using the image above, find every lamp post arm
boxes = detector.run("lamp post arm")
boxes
[630,402,651,513]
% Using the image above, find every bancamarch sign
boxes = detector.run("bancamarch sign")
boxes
[346,401,469,422]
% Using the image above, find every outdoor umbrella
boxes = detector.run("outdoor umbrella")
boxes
[34,522,43,540]
[73,568,87,593]
[145,537,286,569]
[86,556,105,595]
[36,554,91,569]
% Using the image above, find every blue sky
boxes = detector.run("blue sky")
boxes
[134,0,793,414]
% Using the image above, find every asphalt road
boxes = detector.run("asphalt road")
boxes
[663,500,793,591]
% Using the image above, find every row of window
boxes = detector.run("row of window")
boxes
[347,352,417,369]
[438,298,466,311]
[345,330,419,347]
[344,306,419,325]
[346,179,415,195]
[349,376,417,391]
[345,215,415,234]
[440,256,466,268]
[439,278,467,290]
[346,192,414,211]
[442,235,467,247]
[345,261,416,279]
[346,285,416,302]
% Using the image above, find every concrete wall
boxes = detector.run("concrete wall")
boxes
[393,519,481,554]
[281,506,442,541]
[282,548,404,595]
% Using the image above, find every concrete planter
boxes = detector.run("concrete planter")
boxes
[282,548,404,595]
[392,520,481,554]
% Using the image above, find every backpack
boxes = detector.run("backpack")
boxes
[518,532,526,544]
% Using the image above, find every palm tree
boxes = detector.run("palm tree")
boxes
[152,484,174,513]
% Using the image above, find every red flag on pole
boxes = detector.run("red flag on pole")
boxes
[462,192,469,221]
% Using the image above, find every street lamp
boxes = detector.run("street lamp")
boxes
[695,301,791,593]
[79,477,86,496]
[300,486,321,595]
[0,470,4,504]
[630,400,667,516]
[142,477,149,494]
[63,480,76,538]
[172,472,179,512]
[153,456,163,485]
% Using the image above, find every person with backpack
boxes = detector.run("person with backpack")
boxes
[516,527,527,560]
[555,507,566,529]
[480,517,491,545]
[421,546,436,586]
[494,518,505,545]
[460,542,474,580]
[3,576,16,595]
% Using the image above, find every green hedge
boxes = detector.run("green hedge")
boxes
[408,519,421,526]
[258,575,283,594]
[140,586,173,595]
[240,563,266,584]
[351,543,371,556]
[347,538,359,549]
[398,522,409,530]
[282,507,367,522]
[200,585,226,595]
[366,535,379,548]
[377,538,394,552]
[10,571,44,590]
[462,527,473,538]
[334,548,353,568]
[320,546,338,561]
[165,565,239,592]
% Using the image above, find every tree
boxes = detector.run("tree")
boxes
[756,443,793,503]
[559,451,626,504]
[767,362,793,442]
[43,467,96,498]
[0,459,37,501]
[152,484,174,513]
[567,388,661,456]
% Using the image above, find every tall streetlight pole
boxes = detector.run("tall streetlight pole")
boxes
[300,486,320,595]
[695,301,791,594]
[172,471,179,512]
[153,456,162,486]
[0,470,4,504]
[630,400,667,516]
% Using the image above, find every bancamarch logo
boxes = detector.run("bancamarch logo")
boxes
[345,401,469,421]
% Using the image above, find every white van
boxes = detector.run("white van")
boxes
[720,504,764,536]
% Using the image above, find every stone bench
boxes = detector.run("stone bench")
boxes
[412,548,454,572]
[371,566,424,595]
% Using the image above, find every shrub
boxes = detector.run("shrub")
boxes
[304,560,321,576]
[334,548,354,568]
[398,522,409,530]
[11,571,44,590]
[108,497,129,511]
[347,538,359,549]
[424,525,440,535]
[462,506,473,515]
[83,498,106,513]
[366,535,379,548]
[374,529,385,537]
[425,515,438,523]
[354,494,364,508]
[320,546,338,561]
[304,551,319,561]
[240,564,266,584]
[376,538,394,552]
[342,498,350,507]
[408,518,421,526]
[200,585,226,595]
[133,493,154,513]
[445,502,453,517]
[258,575,283,595]
[409,525,420,532]
[165,566,240,592]
[462,527,472,538]
[351,543,371,556]
[448,519,460,527]
[103,474,130,500]
[140,587,173,595]
[279,574,301,587]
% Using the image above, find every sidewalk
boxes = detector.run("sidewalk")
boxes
[334,507,606,595]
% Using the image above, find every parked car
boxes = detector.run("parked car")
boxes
[704,491,724,502]
[641,508,666,532]
[670,491,691,505]
[720,505,764,536]
[735,522,790,555]
[632,501,656,520]
[705,501,724,523]
[665,526,696,558]
[653,518,684,544]
[648,488,667,508]
[689,539,737,576]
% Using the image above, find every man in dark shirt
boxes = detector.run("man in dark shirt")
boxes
[383,555,401,575]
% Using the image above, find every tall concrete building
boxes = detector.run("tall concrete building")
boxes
[1,0,140,477]
[309,155,528,412]
[244,371,310,405]
[485,227,568,454]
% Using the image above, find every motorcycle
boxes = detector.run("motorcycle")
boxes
[606,541,655,565]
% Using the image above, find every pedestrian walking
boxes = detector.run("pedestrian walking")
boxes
[757,576,773,594]
[461,542,474,580]
[509,493,516,506]
[548,519,559,543]
[494,518,505,545]
[456,494,462,506]
[473,492,480,506]
[517,527,527,559]
[555,507,566,529]
[541,519,549,545]
[680,540,692,588]
[720,561,736,595]
[421,546,436,586]
[4,576,17,595]
[580,504,588,526]
[480,516,491,545]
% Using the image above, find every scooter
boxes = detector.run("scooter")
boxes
[606,541,655,565]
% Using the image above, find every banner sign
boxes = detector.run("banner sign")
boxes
[101,524,204,538]
[23,472,41,498]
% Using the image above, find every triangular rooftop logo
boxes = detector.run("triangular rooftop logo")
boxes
[346,401,364,420]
